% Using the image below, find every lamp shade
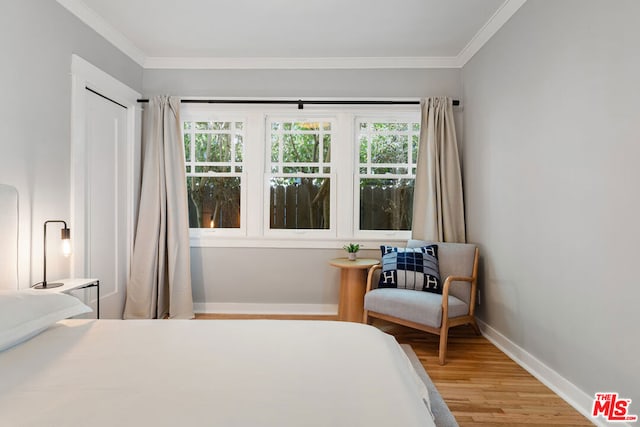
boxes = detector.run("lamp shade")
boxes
[61,227,71,257]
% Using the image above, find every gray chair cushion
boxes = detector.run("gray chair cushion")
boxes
[364,288,469,328]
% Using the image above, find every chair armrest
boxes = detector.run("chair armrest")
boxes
[442,247,480,321]
[442,275,474,293]
[365,265,381,294]
[441,275,476,319]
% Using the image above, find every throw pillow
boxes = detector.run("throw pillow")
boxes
[378,245,442,294]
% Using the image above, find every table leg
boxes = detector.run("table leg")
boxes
[96,280,100,319]
[337,268,367,322]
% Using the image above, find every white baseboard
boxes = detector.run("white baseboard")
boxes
[194,302,338,316]
[477,319,632,427]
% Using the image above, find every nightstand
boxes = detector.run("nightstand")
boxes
[35,278,100,319]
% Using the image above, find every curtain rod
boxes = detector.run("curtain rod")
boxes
[135,98,460,109]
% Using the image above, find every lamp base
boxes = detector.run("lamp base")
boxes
[33,282,64,289]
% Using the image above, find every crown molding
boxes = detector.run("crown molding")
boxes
[58,0,526,70]
[56,0,146,66]
[144,56,460,70]
[456,0,527,67]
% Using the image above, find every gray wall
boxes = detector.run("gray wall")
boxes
[0,0,143,288]
[146,68,462,308]
[191,247,382,308]
[462,0,639,403]
[143,68,461,98]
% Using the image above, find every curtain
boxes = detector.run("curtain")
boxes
[412,97,466,243]
[124,96,194,319]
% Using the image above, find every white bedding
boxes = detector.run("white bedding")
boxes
[0,319,434,427]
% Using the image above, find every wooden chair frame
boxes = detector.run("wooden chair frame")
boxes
[363,247,480,365]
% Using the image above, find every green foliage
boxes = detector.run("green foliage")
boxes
[185,121,243,228]
[358,122,420,168]
[358,121,420,175]
[185,119,419,231]
[271,121,331,170]
[343,243,361,253]
[187,176,240,228]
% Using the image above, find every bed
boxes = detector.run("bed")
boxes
[0,293,435,427]
[0,183,435,426]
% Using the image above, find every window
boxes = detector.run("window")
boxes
[183,119,245,232]
[267,118,334,232]
[356,119,420,232]
[181,104,420,247]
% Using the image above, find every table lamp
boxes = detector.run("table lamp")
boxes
[33,220,71,289]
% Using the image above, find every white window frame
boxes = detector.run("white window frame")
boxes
[264,115,337,239]
[181,101,420,249]
[181,109,248,238]
[353,114,420,241]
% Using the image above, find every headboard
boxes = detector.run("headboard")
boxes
[0,184,19,290]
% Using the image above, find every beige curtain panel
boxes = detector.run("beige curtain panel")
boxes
[412,97,466,243]
[124,96,194,319]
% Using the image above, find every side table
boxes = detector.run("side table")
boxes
[329,258,379,322]
[34,278,100,319]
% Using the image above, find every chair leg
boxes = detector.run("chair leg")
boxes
[362,310,370,324]
[469,319,481,335]
[438,327,449,365]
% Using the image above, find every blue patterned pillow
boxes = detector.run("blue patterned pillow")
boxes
[378,245,441,294]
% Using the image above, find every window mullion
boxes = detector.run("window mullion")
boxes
[190,128,195,170]
[244,111,264,238]
[335,113,353,239]
[367,126,372,175]
[277,122,284,170]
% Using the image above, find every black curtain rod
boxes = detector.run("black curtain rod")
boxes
[86,87,127,109]
[135,98,459,109]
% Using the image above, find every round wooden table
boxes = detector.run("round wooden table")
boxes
[329,258,380,322]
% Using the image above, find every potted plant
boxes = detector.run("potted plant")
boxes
[343,243,361,261]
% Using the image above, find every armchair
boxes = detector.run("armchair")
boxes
[363,240,479,365]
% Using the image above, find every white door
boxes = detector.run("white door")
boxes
[84,90,129,318]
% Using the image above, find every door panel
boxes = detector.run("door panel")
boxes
[0,184,18,290]
[86,90,129,318]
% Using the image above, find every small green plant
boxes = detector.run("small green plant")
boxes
[343,243,361,253]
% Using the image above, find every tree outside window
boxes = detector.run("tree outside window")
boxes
[184,120,244,229]
[357,120,420,231]
[268,119,332,230]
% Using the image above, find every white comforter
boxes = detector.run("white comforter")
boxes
[0,319,434,427]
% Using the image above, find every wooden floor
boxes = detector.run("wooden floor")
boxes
[374,320,592,426]
[196,314,592,426]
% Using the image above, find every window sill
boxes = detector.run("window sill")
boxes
[189,235,408,249]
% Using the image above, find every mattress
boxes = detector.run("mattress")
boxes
[0,319,434,427]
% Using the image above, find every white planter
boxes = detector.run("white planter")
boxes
[348,252,357,261]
